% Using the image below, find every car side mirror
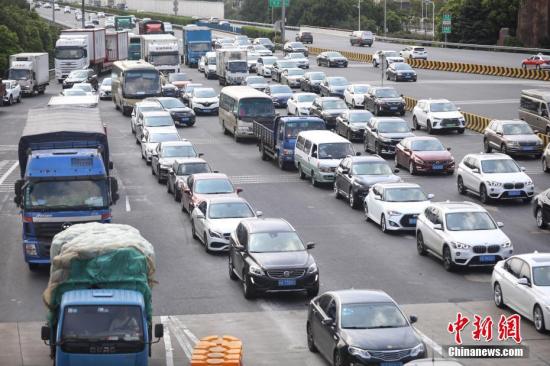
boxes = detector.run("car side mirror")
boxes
[533,129,539,134]
[520,166,526,172]
[41,326,50,341]
[92,75,97,79]
[433,224,443,230]
[457,107,462,111]
[152,152,158,157]
[306,242,316,250]
[154,323,164,338]
[370,128,377,133]
[256,210,263,217]
[446,147,451,151]
[497,221,504,228]
[496,131,503,136]
[427,193,435,199]
[517,277,530,287]
[472,168,480,174]
[195,212,205,219]
[409,315,418,324]
[393,168,400,173]
[236,187,243,194]
[321,317,334,326]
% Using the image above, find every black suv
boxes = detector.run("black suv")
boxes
[295,31,313,44]
[363,117,415,155]
[300,71,326,93]
[364,86,406,116]
[62,69,98,90]
[283,41,309,56]
[228,218,319,299]
[334,155,401,209]
[309,97,349,129]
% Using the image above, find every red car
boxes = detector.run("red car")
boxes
[181,173,242,213]
[521,54,550,70]
[395,136,455,175]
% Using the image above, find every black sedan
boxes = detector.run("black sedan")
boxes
[364,87,406,116]
[283,41,309,56]
[307,289,426,366]
[146,97,196,127]
[300,71,326,93]
[386,62,418,82]
[316,51,349,68]
[62,69,98,90]
[534,187,550,229]
[309,97,349,129]
[335,110,373,141]
[228,218,319,299]
[319,76,349,98]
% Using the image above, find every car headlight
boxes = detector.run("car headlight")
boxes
[249,264,265,276]
[451,241,471,249]
[307,262,318,274]
[319,166,332,173]
[525,180,534,186]
[272,97,279,101]
[25,243,38,256]
[349,346,371,360]
[432,118,442,122]
[486,180,502,187]
[410,343,425,357]
[379,136,391,142]
[501,241,512,248]
[507,141,519,146]
[387,210,402,216]
[208,229,223,238]
[414,157,425,164]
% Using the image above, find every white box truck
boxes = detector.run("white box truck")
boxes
[140,34,182,74]
[105,30,129,66]
[54,28,106,82]
[8,53,49,95]
[216,49,248,86]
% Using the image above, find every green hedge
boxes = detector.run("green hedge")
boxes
[241,25,282,43]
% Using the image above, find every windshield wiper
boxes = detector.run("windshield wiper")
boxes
[364,325,402,329]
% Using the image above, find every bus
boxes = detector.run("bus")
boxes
[219,86,275,142]
[111,60,161,116]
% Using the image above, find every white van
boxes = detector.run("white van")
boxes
[294,130,355,186]
[519,89,550,134]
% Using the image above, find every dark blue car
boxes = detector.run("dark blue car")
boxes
[265,84,293,107]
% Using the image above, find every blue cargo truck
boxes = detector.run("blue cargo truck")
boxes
[253,116,326,169]
[40,223,163,366]
[182,26,212,67]
[13,107,119,271]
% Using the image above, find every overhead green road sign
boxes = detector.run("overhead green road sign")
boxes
[269,0,289,8]
[442,13,452,34]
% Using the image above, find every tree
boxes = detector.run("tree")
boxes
[0,25,22,72]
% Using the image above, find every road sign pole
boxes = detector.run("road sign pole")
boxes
[82,0,85,28]
[281,0,286,43]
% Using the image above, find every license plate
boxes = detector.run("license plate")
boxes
[278,279,296,286]
[432,164,443,170]
[180,117,189,121]
[522,146,534,150]
[479,255,496,263]
[508,190,521,196]
[408,218,417,225]
[390,106,397,110]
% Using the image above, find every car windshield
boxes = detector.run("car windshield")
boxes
[56,48,86,60]
[248,231,305,253]
[430,102,457,112]
[297,94,316,103]
[149,133,179,143]
[318,143,354,159]
[73,84,92,92]
[533,266,550,286]
[238,98,275,118]
[246,77,265,84]
[285,120,325,138]
[384,188,427,202]
[64,89,87,96]
[411,139,445,151]
[259,38,273,45]
[194,88,217,98]
[162,145,196,157]
[384,51,400,58]
[124,70,160,96]
[287,69,305,76]
[378,121,410,133]
[353,85,370,93]
[502,123,533,135]
[169,73,189,82]
[394,63,413,70]
[262,57,277,65]
[278,61,298,69]
[25,179,109,210]
[323,99,347,109]
[194,179,234,194]
[352,162,392,175]
[69,70,88,78]
[160,99,186,109]
[208,202,254,219]
[101,78,112,86]
[349,111,372,123]
[480,159,520,173]
[375,88,400,98]
[138,105,162,113]
[341,302,408,329]
[445,212,496,231]
[144,116,173,127]
[326,52,342,57]
[270,85,292,94]
[328,78,348,86]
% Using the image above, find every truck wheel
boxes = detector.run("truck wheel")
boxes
[28,263,39,271]
[8,96,13,106]
[278,156,286,170]
[260,144,269,161]
[17,94,22,103]
[298,164,306,179]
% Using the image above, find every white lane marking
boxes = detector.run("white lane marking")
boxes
[125,195,131,212]
[0,161,18,185]
[167,316,194,359]
[415,328,443,356]
[161,316,175,366]
[172,316,200,344]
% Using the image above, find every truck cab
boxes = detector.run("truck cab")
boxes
[183,26,212,67]
[55,36,89,82]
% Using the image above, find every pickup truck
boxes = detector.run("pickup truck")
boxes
[253,116,326,170]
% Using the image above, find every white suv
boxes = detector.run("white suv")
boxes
[412,99,466,134]
[457,153,535,203]
[416,201,513,271]
[400,46,428,60]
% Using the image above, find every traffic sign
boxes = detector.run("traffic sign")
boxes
[442,13,451,34]
[269,0,289,8]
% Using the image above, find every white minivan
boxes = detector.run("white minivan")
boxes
[294,130,355,186]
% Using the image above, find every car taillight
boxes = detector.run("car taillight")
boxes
[101,213,112,220]
[23,215,33,223]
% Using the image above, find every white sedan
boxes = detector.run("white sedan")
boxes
[364,182,433,232]
[372,50,404,68]
[190,197,262,252]
[2,80,22,105]
[343,84,371,108]
[287,92,316,115]
[492,252,550,333]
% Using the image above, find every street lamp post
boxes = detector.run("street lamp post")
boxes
[281,0,286,43]
[81,0,85,28]
[431,0,435,39]
[383,0,387,35]
[358,0,361,31]
[52,0,55,24]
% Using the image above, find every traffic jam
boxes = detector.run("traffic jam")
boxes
[3,4,550,366]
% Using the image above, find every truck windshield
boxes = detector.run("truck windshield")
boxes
[25,180,109,210]
[55,48,86,60]
[285,120,325,138]
[124,70,160,97]
[190,43,210,52]
[149,53,180,66]
[61,305,144,354]
[8,69,31,80]
[238,98,275,118]
[228,61,248,73]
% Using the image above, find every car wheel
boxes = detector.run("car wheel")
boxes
[380,214,387,233]
[457,128,465,134]
[260,144,269,161]
[457,176,466,194]
[480,184,490,204]
[417,232,427,255]
[298,164,306,179]
[228,257,238,280]
[333,350,349,366]
[152,164,156,175]
[442,246,455,272]
[409,161,416,175]
[347,130,352,141]
[413,116,420,130]
[364,139,369,153]
[373,60,377,68]
[28,263,40,271]
[427,121,433,134]
[17,94,22,103]
[349,189,358,209]
[364,203,370,221]
[386,73,390,81]
[311,171,319,187]
[523,197,533,203]
[334,182,342,199]
[203,233,210,253]
[352,100,356,109]
[167,182,172,194]
[494,282,505,309]
[375,105,380,116]
[242,273,257,299]
[484,139,492,153]
[534,305,547,333]
[191,220,198,240]
[278,155,286,170]
[306,323,318,353]
[543,158,550,173]
[375,142,382,155]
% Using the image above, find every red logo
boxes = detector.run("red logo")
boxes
[448,313,522,344]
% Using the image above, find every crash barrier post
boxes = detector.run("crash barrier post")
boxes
[190,335,243,366]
